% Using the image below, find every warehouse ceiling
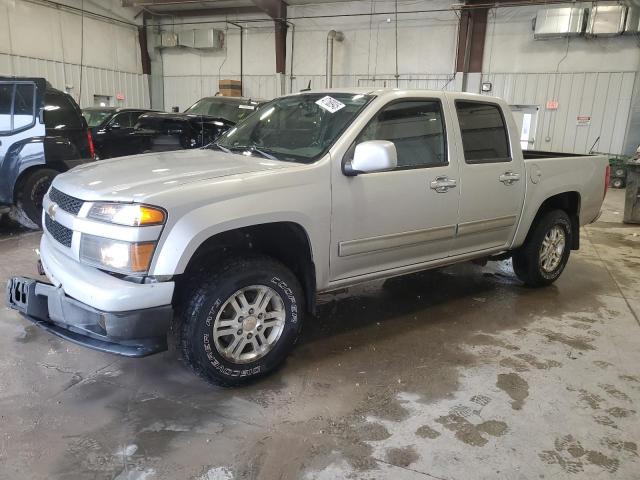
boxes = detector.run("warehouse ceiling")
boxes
[123,0,357,16]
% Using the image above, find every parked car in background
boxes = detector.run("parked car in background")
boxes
[0,77,94,228]
[135,96,262,152]
[7,89,609,385]
[82,107,155,159]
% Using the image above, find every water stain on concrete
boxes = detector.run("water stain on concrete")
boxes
[600,384,632,402]
[576,389,606,410]
[496,373,529,410]
[354,422,391,442]
[514,353,562,370]
[415,425,440,439]
[436,414,507,447]
[385,445,419,467]
[540,435,620,474]
[536,329,595,351]
[593,415,618,429]
[606,407,636,418]
[602,438,638,457]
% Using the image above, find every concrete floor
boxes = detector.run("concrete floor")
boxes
[0,189,639,480]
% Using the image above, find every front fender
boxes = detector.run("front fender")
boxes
[151,207,320,276]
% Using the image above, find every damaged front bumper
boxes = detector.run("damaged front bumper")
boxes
[7,276,172,357]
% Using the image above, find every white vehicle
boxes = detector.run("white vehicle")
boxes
[7,89,610,385]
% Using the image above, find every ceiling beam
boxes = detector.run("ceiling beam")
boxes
[142,6,263,17]
[251,0,288,74]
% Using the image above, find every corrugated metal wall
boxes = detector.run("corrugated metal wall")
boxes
[163,73,456,110]
[481,71,636,155]
[0,53,150,109]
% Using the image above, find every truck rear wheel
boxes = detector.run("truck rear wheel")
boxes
[512,210,572,287]
[10,168,58,229]
[178,255,304,386]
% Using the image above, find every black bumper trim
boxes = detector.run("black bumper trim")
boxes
[7,276,170,358]
[24,315,166,357]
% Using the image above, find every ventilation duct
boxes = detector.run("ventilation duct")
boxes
[533,7,586,39]
[178,29,225,50]
[625,7,640,34]
[587,5,627,36]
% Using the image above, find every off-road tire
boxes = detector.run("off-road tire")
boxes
[10,168,59,229]
[178,254,304,386]
[512,210,572,287]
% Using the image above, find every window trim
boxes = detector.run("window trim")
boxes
[0,81,37,136]
[454,99,512,165]
[345,97,449,173]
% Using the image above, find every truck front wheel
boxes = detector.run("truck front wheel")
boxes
[512,210,572,287]
[178,255,304,386]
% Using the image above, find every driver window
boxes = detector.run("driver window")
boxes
[356,100,447,169]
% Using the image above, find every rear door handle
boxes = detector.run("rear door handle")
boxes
[499,172,520,185]
[430,176,457,193]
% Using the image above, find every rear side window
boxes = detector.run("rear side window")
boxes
[456,101,510,163]
[356,100,447,169]
[0,82,36,134]
[45,92,82,130]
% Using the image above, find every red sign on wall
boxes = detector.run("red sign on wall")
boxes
[116,92,125,101]
[546,100,559,110]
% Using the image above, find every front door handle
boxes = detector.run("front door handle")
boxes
[430,176,457,193]
[499,172,521,185]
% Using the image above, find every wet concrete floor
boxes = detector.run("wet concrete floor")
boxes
[0,189,638,479]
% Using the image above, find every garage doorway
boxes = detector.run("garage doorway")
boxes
[510,105,539,151]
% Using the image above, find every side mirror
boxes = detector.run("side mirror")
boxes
[109,122,121,130]
[344,140,397,176]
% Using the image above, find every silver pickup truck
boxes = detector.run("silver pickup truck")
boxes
[7,89,610,385]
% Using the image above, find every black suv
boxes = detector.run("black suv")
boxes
[136,96,262,152]
[82,107,155,159]
[0,77,94,228]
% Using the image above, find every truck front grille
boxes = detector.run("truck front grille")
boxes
[49,187,84,215]
[45,214,73,248]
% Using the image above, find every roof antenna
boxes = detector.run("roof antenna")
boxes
[300,80,312,92]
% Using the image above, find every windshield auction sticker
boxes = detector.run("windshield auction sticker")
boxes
[316,96,346,113]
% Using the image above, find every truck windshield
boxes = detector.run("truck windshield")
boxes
[185,98,259,123]
[215,93,372,163]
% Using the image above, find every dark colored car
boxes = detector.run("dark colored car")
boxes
[0,77,95,228]
[136,96,263,152]
[82,107,156,159]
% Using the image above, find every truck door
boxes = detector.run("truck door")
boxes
[451,100,525,254]
[0,78,46,205]
[330,97,460,281]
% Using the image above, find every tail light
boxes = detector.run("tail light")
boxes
[87,130,95,159]
[604,164,610,199]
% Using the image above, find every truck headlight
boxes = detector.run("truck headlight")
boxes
[88,203,166,226]
[80,234,156,274]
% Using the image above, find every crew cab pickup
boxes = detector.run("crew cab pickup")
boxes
[7,89,610,385]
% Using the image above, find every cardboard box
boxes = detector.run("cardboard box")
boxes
[219,79,242,97]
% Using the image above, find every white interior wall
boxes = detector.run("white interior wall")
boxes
[159,0,459,109]
[482,4,639,155]
[0,0,149,109]
[157,0,638,154]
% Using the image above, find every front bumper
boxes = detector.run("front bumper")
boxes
[6,276,171,357]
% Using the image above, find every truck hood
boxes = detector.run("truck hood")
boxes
[52,149,294,202]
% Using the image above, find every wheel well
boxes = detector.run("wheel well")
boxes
[12,165,62,202]
[180,222,317,314]
[532,192,581,249]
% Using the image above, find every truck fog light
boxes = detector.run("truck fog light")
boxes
[80,234,156,274]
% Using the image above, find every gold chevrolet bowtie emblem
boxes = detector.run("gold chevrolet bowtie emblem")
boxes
[47,203,58,220]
